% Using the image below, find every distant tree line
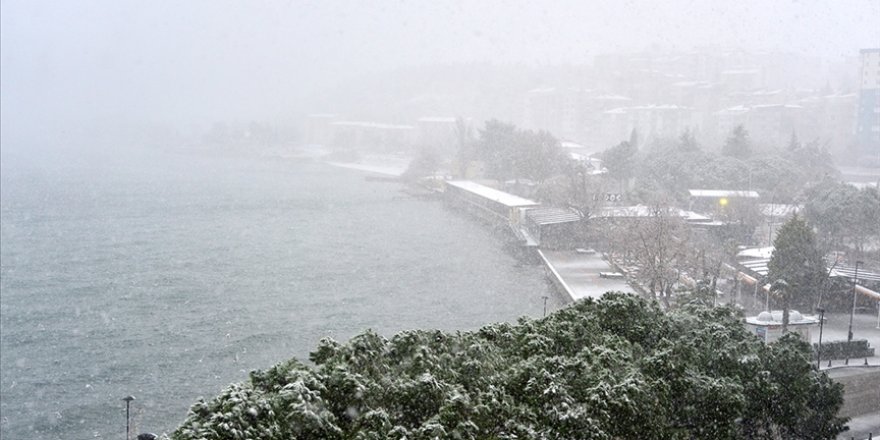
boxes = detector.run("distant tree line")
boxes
[601,125,839,204]
[405,119,570,187]
[463,119,569,183]
[170,293,847,440]
[802,179,880,261]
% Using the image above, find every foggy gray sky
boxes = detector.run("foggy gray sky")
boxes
[2,0,879,144]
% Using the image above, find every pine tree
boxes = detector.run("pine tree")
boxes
[721,125,751,159]
[787,131,800,152]
[768,214,827,316]
[628,128,640,150]
[171,294,847,440]
[678,128,700,152]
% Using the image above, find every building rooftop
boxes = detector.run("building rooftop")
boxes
[737,246,774,260]
[331,121,415,130]
[525,207,583,226]
[688,189,760,198]
[716,105,751,115]
[446,181,539,208]
[759,203,801,218]
[417,117,458,123]
[593,94,632,101]
[745,310,820,326]
[594,205,687,218]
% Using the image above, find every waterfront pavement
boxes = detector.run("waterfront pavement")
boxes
[840,411,880,440]
[814,312,880,368]
[539,250,635,302]
[808,313,880,439]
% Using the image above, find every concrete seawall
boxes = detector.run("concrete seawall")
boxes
[537,249,577,302]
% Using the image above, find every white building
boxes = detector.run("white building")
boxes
[744,310,820,344]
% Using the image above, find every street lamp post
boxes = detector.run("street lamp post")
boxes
[122,395,135,440]
[816,307,825,370]
[845,261,863,366]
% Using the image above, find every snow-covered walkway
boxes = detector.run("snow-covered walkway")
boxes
[539,250,635,302]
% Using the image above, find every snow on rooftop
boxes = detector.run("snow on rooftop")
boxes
[560,141,586,149]
[759,204,801,217]
[681,210,712,222]
[446,181,539,208]
[822,93,856,100]
[737,255,880,285]
[672,80,714,88]
[689,189,760,198]
[593,205,688,218]
[628,104,689,111]
[525,207,583,225]
[737,246,775,260]
[745,310,819,326]
[750,89,782,96]
[721,69,760,75]
[848,181,880,190]
[331,121,415,130]
[830,265,880,283]
[716,105,751,115]
[417,117,458,123]
[751,104,803,110]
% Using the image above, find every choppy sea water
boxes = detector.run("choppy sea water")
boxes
[0,146,554,439]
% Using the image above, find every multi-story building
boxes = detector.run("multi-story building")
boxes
[523,87,588,143]
[516,49,864,154]
[598,104,696,146]
[857,48,880,162]
[796,93,857,151]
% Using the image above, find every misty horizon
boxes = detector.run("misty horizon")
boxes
[2,0,879,150]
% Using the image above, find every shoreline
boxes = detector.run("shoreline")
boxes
[330,161,631,306]
[324,160,408,177]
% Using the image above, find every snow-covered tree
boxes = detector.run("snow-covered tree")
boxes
[170,293,847,440]
[768,214,828,314]
[722,125,751,159]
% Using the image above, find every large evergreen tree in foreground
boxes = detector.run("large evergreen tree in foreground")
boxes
[170,293,846,440]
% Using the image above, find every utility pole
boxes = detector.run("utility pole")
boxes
[845,261,863,366]
[122,395,135,440]
[816,307,825,370]
[542,296,549,317]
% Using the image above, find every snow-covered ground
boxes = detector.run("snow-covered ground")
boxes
[325,160,408,177]
[539,250,635,301]
[325,155,411,177]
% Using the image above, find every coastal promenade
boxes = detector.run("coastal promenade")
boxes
[538,249,634,302]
